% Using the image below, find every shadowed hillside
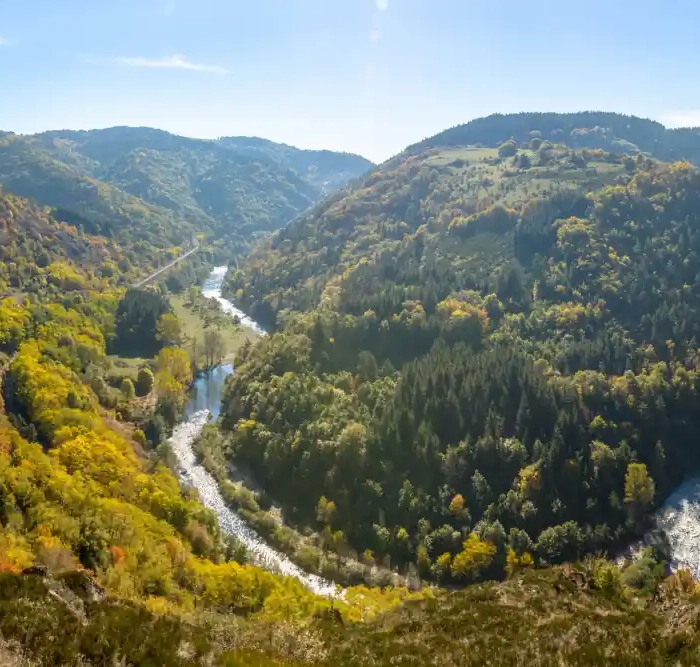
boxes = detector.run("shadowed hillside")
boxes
[0,127,374,257]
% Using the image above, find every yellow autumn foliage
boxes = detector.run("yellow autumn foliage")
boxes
[0,273,435,624]
[0,297,30,352]
[437,296,490,329]
[451,533,496,580]
[156,346,193,405]
[46,261,87,290]
[506,548,534,575]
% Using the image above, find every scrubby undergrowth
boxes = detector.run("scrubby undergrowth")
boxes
[4,563,700,666]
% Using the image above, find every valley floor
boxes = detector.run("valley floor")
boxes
[171,293,257,365]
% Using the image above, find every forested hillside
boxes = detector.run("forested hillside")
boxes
[0,127,373,258]
[227,112,700,319]
[7,112,700,664]
[0,189,136,294]
[219,114,700,585]
[0,185,442,664]
[0,135,191,251]
[217,136,375,193]
[0,192,284,608]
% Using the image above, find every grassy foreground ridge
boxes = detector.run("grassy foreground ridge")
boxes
[3,562,700,665]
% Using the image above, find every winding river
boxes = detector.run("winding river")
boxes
[201,267,267,336]
[168,267,339,597]
[173,270,700,593]
[649,480,700,579]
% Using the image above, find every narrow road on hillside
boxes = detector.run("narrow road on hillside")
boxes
[133,240,199,287]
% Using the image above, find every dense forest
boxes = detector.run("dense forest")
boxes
[219,114,700,585]
[0,189,131,294]
[0,186,442,654]
[8,111,700,664]
[0,128,373,260]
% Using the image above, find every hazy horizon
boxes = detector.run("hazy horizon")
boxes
[4,108,698,166]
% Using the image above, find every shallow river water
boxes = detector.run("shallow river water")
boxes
[168,267,339,597]
[172,269,700,592]
[651,478,700,578]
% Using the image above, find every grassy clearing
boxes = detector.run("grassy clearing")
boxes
[424,146,499,165]
[171,293,258,364]
[104,287,258,391]
[106,355,150,381]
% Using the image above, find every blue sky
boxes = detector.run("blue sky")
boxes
[1,0,698,162]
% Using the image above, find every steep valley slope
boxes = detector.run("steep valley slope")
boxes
[0,127,374,257]
[6,111,700,666]
[217,111,700,590]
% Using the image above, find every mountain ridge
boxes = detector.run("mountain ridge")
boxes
[217,111,700,594]
[401,111,700,163]
[0,126,374,258]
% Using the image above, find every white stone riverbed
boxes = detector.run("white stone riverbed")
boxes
[654,478,700,578]
[168,266,340,597]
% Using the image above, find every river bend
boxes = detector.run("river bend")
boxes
[173,268,700,591]
[168,266,339,597]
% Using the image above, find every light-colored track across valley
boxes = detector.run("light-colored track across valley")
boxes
[133,240,199,287]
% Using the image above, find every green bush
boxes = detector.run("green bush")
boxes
[120,377,135,399]
[136,367,155,396]
[498,140,518,157]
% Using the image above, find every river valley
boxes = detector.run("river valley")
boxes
[168,266,339,597]
[171,268,700,595]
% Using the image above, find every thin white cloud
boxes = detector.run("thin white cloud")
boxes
[0,36,16,46]
[116,54,229,74]
[661,111,700,128]
[376,0,389,11]
[370,29,382,42]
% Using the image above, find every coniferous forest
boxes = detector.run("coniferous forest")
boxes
[221,118,700,585]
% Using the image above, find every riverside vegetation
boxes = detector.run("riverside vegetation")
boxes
[220,112,700,586]
[6,112,700,665]
[0,184,433,664]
